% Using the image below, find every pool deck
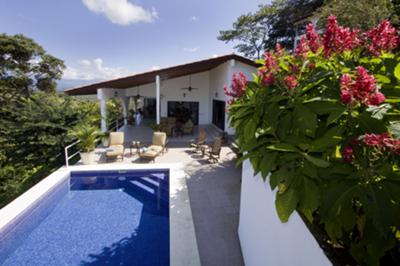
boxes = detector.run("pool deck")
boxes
[91,124,244,266]
[1,123,243,265]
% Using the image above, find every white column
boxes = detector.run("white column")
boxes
[97,88,108,132]
[100,99,107,132]
[121,96,129,126]
[156,75,161,124]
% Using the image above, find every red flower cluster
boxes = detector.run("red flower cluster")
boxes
[366,20,400,56]
[340,66,385,106]
[295,36,309,58]
[363,133,400,155]
[322,16,360,56]
[341,146,354,163]
[284,75,298,90]
[260,72,275,86]
[294,23,321,57]
[306,23,320,53]
[258,51,279,87]
[264,51,279,72]
[341,138,358,163]
[275,43,284,56]
[224,72,248,104]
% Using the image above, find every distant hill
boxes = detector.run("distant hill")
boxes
[57,79,101,92]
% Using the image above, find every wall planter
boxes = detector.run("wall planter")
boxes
[238,159,331,266]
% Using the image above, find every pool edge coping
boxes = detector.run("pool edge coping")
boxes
[0,163,201,266]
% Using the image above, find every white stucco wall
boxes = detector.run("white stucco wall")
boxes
[124,72,211,125]
[100,59,257,129]
[238,159,332,266]
[209,62,230,131]
[209,60,257,134]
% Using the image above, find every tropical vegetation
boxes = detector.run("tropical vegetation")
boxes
[0,34,122,208]
[226,17,400,265]
[218,0,399,58]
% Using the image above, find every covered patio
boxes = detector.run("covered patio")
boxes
[65,54,257,135]
[63,54,257,265]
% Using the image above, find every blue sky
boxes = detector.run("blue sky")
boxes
[0,0,267,86]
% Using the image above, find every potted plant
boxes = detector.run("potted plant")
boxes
[69,125,103,165]
[101,131,110,147]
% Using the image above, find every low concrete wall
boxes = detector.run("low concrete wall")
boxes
[238,159,331,266]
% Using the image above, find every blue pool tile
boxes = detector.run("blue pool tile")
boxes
[0,170,170,266]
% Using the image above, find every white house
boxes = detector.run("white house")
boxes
[293,13,320,50]
[65,54,258,135]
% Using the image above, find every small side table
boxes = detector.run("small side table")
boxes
[130,141,143,155]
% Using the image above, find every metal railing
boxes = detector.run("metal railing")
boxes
[64,117,124,167]
[64,140,80,168]
[108,117,124,132]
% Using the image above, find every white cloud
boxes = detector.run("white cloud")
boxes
[63,58,132,81]
[82,0,158,25]
[211,54,219,58]
[183,46,200,53]
[190,16,199,22]
[151,66,161,71]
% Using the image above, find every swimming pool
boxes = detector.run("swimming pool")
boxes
[0,169,170,266]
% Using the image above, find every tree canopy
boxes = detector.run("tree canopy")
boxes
[218,0,398,58]
[0,33,65,95]
[316,0,399,30]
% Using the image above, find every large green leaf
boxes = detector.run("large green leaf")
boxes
[310,126,343,152]
[301,160,318,178]
[305,100,343,115]
[303,154,330,168]
[266,143,299,152]
[327,107,346,125]
[260,152,278,180]
[298,176,320,222]
[269,167,289,190]
[366,103,392,120]
[361,182,400,236]
[293,104,317,137]
[358,112,387,133]
[321,180,359,221]
[277,112,292,140]
[394,62,400,80]
[275,187,299,223]
[388,121,400,138]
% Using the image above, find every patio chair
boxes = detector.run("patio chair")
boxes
[182,119,194,135]
[160,117,176,136]
[139,132,167,162]
[150,131,167,154]
[106,132,125,161]
[190,129,207,152]
[206,138,222,163]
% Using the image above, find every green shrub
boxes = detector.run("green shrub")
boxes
[227,17,400,265]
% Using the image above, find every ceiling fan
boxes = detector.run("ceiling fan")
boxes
[181,75,198,92]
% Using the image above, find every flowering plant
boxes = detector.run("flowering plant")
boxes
[226,16,400,265]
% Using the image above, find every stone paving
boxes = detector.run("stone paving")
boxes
[91,124,244,266]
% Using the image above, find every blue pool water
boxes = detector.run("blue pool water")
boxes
[0,169,170,266]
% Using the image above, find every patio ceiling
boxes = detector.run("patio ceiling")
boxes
[64,54,258,96]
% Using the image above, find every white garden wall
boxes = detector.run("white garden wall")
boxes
[238,159,332,266]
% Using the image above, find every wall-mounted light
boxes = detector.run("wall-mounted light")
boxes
[114,91,119,97]
[215,92,218,98]
[183,93,186,98]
